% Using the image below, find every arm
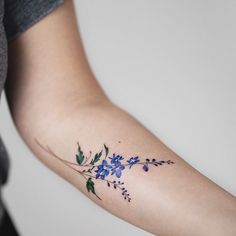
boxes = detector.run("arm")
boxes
[5,1,236,235]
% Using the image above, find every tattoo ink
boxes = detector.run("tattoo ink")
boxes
[35,139,174,202]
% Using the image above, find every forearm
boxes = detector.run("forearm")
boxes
[13,99,236,236]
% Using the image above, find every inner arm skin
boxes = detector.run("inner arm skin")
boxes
[5,1,236,235]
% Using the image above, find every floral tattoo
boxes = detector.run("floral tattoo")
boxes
[35,139,174,202]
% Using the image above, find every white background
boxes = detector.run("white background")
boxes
[0,0,236,235]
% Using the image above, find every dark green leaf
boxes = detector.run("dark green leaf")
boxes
[86,178,96,194]
[86,178,101,200]
[104,144,109,157]
[90,150,103,165]
[76,145,84,165]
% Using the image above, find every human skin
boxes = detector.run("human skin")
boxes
[5,1,236,235]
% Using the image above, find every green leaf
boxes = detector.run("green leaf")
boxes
[104,144,109,157]
[86,178,96,194]
[86,178,101,200]
[90,150,103,165]
[76,145,84,165]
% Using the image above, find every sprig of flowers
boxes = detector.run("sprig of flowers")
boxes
[35,139,174,202]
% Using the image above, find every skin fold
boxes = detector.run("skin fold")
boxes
[4,1,236,235]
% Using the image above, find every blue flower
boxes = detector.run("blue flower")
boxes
[95,160,112,179]
[127,156,140,168]
[108,154,125,178]
[109,154,124,166]
[111,164,125,178]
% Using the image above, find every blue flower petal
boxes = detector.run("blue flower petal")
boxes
[116,170,122,178]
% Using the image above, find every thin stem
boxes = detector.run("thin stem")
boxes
[35,138,87,181]
[51,159,173,169]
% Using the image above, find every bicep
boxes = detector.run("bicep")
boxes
[5,0,106,129]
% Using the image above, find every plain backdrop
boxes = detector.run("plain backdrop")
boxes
[0,0,236,235]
